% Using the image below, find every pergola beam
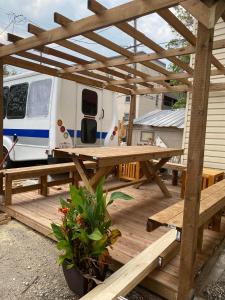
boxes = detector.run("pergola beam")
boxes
[53,13,159,88]
[107,68,225,86]
[6,33,133,89]
[3,56,132,95]
[158,8,225,71]
[0,0,185,57]
[88,0,193,84]
[58,38,225,75]
[132,82,225,95]
[27,23,153,89]
[59,41,195,74]
[88,0,191,72]
[182,0,225,29]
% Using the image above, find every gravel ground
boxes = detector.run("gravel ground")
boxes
[0,220,161,300]
[198,239,225,300]
[4,219,225,300]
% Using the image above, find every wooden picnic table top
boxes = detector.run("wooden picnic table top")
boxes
[55,146,183,168]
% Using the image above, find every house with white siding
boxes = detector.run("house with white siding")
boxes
[182,19,225,170]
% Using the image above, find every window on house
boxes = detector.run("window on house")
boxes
[82,89,98,116]
[81,118,97,143]
[3,87,9,119]
[123,113,129,121]
[141,131,153,143]
[125,96,131,103]
[7,83,28,119]
[27,79,52,118]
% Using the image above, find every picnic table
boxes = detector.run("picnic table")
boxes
[54,146,183,198]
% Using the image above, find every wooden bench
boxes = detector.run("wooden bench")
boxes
[152,160,185,186]
[4,161,96,206]
[80,229,177,300]
[181,167,224,198]
[147,180,225,245]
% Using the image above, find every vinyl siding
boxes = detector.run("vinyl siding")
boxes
[182,19,225,170]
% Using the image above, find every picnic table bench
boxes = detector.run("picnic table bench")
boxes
[147,179,225,249]
[4,161,96,206]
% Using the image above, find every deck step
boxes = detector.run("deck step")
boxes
[80,229,177,300]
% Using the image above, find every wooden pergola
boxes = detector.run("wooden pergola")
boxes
[1,0,225,298]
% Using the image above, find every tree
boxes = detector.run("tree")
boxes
[165,6,194,108]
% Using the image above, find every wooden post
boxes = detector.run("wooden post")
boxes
[40,175,48,196]
[4,175,12,206]
[126,94,136,146]
[0,59,3,194]
[177,22,214,300]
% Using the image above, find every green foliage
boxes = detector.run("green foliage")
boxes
[172,97,186,109]
[165,6,194,87]
[51,177,133,276]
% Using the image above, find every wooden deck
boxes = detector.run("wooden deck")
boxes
[1,180,225,300]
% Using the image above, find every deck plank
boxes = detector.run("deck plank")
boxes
[3,180,225,300]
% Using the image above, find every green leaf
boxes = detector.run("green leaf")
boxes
[72,231,80,240]
[57,254,67,265]
[51,223,64,241]
[79,229,89,244]
[57,240,69,250]
[107,192,133,206]
[59,198,70,208]
[88,228,103,241]
[66,263,75,270]
[91,234,108,256]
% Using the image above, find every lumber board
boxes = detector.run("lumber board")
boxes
[158,7,224,71]
[53,13,154,89]
[55,146,183,168]
[0,0,184,57]
[148,179,225,231]
[4,161,96,179]
[80,229,177,300]
[3,182,225,300]
[177,22,214,299]
[103,178,147,192]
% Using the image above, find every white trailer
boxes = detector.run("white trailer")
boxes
[3,72,118,167]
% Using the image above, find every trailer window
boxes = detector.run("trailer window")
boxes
[27,79,52,118]
[81,118,97,143]
[7,83,28,119]
[3,87,9,119]
[82,89,98,116]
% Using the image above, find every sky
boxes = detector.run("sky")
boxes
[0,0,176,67]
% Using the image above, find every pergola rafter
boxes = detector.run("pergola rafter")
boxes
[27,23,154,89]
[0,1,225,299]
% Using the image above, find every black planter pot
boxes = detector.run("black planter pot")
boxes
[62,260,107,297]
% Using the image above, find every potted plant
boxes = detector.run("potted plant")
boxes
[51,178,133,297]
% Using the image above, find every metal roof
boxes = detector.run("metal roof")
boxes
[133,109,185,129]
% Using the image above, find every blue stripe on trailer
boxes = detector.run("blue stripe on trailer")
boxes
[3,128,108,139]
[76,130,108,139]
[3,128,49,138]
[67,129,75,138]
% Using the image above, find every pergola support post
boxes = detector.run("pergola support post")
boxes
[127,94,136,146]
[0,59,3,194]
[177,22,214,300]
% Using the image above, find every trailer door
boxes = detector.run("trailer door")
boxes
[76,86,103,146]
